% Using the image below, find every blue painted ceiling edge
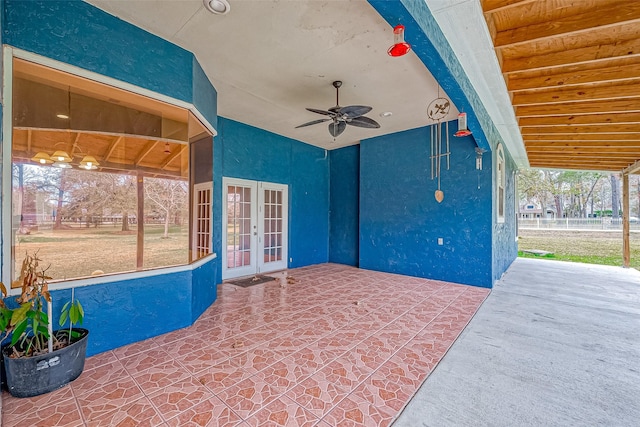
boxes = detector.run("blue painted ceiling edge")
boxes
[367,0,501,153]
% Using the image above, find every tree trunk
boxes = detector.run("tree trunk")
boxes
[611,174,619,219]
[163,210,170,238]
[122,211,130,231]
[554,195,563,218]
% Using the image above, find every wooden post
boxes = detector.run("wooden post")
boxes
[137,172,144,270]
[622,172,630,268]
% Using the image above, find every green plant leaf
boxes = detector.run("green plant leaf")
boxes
[70,306,79,324]
[36,325,49,337]
[61,301,70,312]
[10,303,31,326]
[11,319,27,346]
[76,301,84,322]
[59,310,68,327]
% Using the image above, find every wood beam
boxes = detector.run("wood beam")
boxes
[622,172,630,268]
[137,171,144,270]
[527,153,639,161]
[160,144,187,170]
[134,140,159,166]
[104,135,123,162]
[624,160,640,175]
[527,159,627,171]
[512,83,640,106]
[524,134,640,142]
[481,0,537,14]
[508,61,640,91]
[501,37,640,73]
[516,99,640,116]
[521,124,640,134]
[493,2,640,48]
[525,146,640,155]
[519,112,640,127]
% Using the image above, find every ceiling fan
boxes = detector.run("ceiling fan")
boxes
[295,80,381,138]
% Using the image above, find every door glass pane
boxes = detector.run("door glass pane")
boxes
[227,185,252,268]
[263,189,283,263]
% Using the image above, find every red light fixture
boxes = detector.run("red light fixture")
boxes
[387,25,411,57]
[454,112,472,137]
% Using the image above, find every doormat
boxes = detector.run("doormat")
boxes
[227,275,276,288]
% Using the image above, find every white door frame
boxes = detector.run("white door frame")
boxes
[222,177,288,280]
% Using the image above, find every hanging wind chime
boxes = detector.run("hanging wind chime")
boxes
[427,93,451,203]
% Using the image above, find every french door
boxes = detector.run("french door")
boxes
[222,178,288,279]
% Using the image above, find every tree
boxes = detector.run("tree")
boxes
[144,177,188,238]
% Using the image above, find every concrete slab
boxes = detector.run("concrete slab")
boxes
[394,258,640,426]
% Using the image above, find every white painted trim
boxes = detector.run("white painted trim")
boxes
[222,177,258,280]
[2,47,15,288]
[192,181,213,260]
[11,48,217,136]
[8,253,217,296]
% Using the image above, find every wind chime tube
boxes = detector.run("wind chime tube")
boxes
[437,122,441,185]
[430,124,435,180]
[446,121,450,170]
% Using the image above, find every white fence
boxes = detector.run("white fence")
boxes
[519,218,640,231]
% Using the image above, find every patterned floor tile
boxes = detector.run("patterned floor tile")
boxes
[198,358,260,394]
[2,394,84,427]
[120,347,173,375]
[176,344,231,375]
[149,375,215,421]
[132,359,193,396]
[164,395,242,426]
[244,395,319,426]
[85,396,163,427]
[216,376,282,419]
[0,264,488,427]
[255,359,310,393]
[285,374,349,418]
[77,377,145,422]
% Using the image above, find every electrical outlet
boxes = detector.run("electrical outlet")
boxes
[437,238,443,245]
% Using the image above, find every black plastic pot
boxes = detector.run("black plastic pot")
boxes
[2,328,89,398]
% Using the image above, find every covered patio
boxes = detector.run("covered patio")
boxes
[2,265,488,426]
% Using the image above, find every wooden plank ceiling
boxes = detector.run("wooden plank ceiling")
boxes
[482,0,640,172]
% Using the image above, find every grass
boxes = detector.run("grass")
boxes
[518,229,640,269]
[13,224,189,281]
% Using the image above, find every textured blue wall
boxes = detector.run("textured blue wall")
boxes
[360,124,493,287]
[3,0,219,354]
[217,118,330,275]
[329,146,360,266]
[50,270,193,357]
[3,0,217,127]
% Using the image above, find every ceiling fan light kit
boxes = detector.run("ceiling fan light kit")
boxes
[295,80,380,139]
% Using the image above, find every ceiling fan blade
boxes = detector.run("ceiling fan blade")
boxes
[338,105,372,118]
[348,116,381,129]
[306,107,335,116]
[295,118,331,128]
[329,120,347,137]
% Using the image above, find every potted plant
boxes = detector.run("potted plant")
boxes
[0,252,89,398]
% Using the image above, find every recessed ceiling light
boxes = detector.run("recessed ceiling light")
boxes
[380,111,393,118]
[56,113,69,119]
[203,0,230,15]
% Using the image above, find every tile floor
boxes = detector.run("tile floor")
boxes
[1,264,489,427]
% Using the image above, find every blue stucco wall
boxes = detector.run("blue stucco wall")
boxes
[329,145,360,266]
[360,124,494,287]
[216,118,330,276]
[2,0,219,355]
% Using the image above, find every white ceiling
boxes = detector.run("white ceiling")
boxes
[86,0,460,150]
[85,0,526,163]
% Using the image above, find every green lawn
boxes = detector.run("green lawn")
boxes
[518,229,640,269]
